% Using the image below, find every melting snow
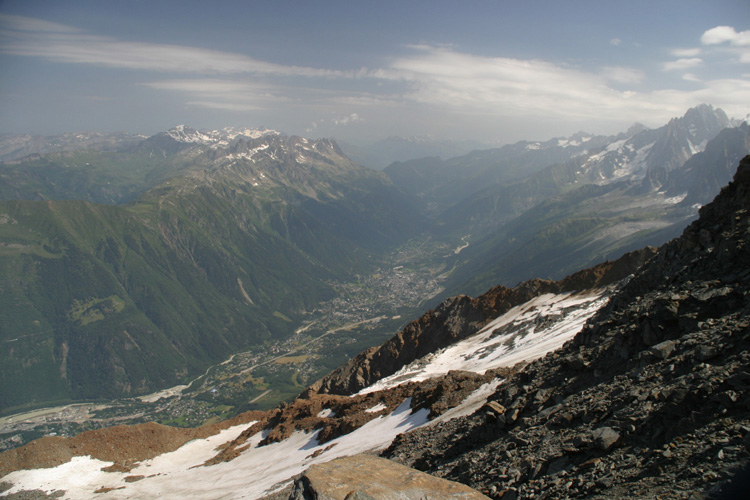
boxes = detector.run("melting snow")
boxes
[3,289,616,499]
[664,193,688,204]
[364,403,387,413]
[2,402,429,500]
[359,290,610,395]
[606,139,627,152]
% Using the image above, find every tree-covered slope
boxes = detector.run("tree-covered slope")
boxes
[0,134,421,412]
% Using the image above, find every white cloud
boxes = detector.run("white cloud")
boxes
[0,13,79,34]
[701,26,750,46]
[365,45,750,135]
[379,46,613,115]
[610,38,622,46]
[663,58,703,71]
[333,113,363,126]
[700,26,750,64]
[185,101,259,112]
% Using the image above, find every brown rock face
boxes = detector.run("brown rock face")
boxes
[0,413,260,477]
[289,454,491,500]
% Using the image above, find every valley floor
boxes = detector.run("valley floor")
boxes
[0,235,454,452]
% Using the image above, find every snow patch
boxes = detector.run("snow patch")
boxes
[167,126,279,145]
[1,401,431,500]
[664,193,688,204]
[364,403,387,413]
[359,290,610,395]
[606,139,627,152]
[432,378,504,424]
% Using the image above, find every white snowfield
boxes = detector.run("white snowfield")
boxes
[1,401,429,500]
[1,289,611,499]
[360,289,611,395]
[167,125,280,146]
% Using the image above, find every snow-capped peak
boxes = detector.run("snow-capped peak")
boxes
[166,126,281,146]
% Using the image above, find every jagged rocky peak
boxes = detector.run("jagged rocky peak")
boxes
[165,124,281,145]
[221,135,348,167]
[622,121,650,138]
[559,130,594,146]
[679,103,730,139]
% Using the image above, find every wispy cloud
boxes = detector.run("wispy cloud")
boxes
[2,13,749,139]
[0,14,351,78]
[368,44,749,127]
[380,46,610,112]
[0,13,80,34]
[141,79,287,112]
[602,66,646,85]
[374,46,670,122]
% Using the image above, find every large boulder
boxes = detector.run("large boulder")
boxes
[289,454,490,500]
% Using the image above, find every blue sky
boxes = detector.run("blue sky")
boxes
[0,0,748,144]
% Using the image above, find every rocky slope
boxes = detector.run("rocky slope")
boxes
[383,156,750,499]
[307,248,654,397]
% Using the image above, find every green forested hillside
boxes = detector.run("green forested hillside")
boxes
[0,134,420,412]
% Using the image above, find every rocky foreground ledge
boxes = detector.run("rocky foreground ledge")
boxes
[288,454,490,500]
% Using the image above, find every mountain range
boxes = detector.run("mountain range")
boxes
[0,104,748,419]
[0,152,747,499]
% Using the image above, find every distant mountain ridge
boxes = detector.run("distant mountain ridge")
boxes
[0,104,747,414]
[412,105,750,296]
[0,126,282,164]
[340,135,491,170]
[0,131,145,163]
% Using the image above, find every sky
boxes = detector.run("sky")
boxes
[0,0,748,145]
